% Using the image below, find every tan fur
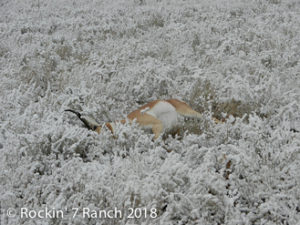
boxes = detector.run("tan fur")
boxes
[93,99,221,139]
[166,99,203,118]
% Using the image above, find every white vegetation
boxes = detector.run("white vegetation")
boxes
[0,0,300,224]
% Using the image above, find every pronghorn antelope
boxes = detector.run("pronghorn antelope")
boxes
[65,99,221,139]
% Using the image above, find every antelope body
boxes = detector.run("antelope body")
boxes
[65,99,214,139]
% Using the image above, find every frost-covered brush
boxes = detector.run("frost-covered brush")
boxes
[65,99,223,139]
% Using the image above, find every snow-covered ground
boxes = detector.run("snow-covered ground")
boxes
[1,0,300,224]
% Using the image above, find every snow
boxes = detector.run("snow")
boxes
[0,0,300,224]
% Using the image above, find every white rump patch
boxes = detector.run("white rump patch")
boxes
[145,101,178,131]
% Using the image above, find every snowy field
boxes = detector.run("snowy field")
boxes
[1,0,300,224]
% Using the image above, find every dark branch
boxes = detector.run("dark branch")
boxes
[64,109,95,130]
